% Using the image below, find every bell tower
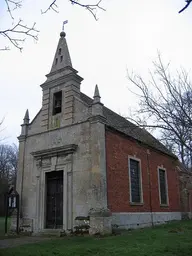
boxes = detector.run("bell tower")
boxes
[40,30,83,130]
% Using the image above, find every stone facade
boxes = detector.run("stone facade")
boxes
[16,32,108,234]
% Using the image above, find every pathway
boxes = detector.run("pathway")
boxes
[0,236,52,249]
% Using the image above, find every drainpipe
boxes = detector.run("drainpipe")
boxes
[146,149,154,227]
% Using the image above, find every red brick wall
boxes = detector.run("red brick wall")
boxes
[106,128,180,213]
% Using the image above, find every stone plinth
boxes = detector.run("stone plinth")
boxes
[88,208,112,235]
[20,218,33,233]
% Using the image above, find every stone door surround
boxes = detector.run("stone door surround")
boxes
[31,144,77,232]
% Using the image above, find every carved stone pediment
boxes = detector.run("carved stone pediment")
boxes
[31,144,78,158]
[32,144,76,173]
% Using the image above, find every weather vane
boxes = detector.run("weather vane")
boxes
[62,20,68,31]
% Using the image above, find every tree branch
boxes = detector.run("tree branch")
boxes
[179,0,192,13]
[70,0,106,20]
[0,20,39,51]
[41,0,58,14]
[41,0,105,20]
[5,0,22,19]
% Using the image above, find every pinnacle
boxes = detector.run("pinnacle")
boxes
[23,109,29,124]
[94,85,100,98]
[93,84,101,103]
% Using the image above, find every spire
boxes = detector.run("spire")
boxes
[23,109,29,124]
[93,84,101,103]
[50,31,72,73]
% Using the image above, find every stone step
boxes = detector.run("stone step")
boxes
[33,229,65,237]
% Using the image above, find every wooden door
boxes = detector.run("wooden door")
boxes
[46,171,63,229]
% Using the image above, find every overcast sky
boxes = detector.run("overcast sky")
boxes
[0,0,192,144]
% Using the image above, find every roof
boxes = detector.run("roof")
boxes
[80,92,177,159]
[176,161,192,175]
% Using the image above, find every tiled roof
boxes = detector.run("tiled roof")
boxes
[80,92,177,159]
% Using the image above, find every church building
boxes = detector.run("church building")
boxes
[16,30,182,234]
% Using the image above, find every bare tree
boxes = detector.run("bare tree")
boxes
[0,0,105,51]
[0,144,18,216]
[0,144,18,185]
[127,54,192,169]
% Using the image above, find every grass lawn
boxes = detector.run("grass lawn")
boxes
[1,220,192,256]
[0,217,11,238]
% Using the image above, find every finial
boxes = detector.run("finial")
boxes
[60,31,66,37]
[93,84,101,103]
[23,109,29,124]
[60,20,68,37]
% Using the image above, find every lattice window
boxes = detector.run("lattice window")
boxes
[158,169,168,205]
[129,158,142,203]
